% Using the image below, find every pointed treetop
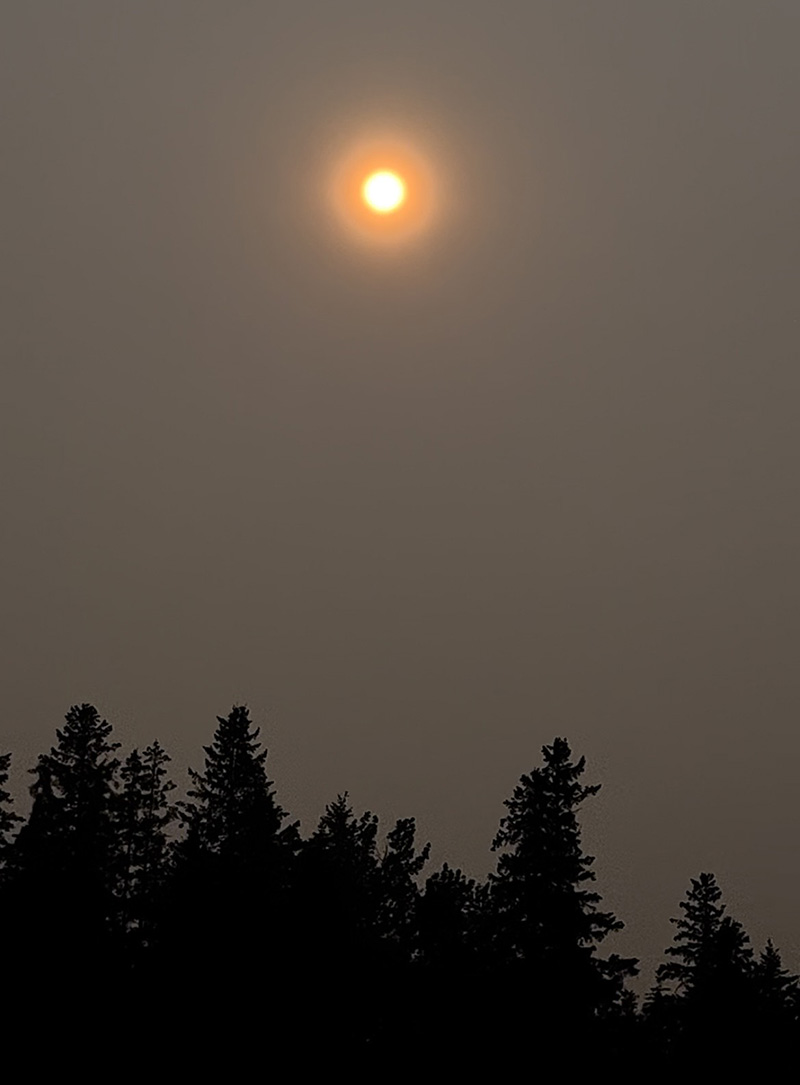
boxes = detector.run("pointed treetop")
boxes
[309,792,380,870]
[28,702,120,812]
[656,872,754,996]
[180,705,294,859]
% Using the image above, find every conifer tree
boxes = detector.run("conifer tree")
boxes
[297,793,383,1055]
[415,864,489,1064]
[652,873,756,1066]
[7,705,121,1020]
[301,800,430,969]
[178,705,296,866]
[488,738,637,1043]
[751,939,799,1053]
[656,873,753,997]
[115,741,176,953]
[364,817,430,1057]
[13,704,120,911]
[377,817,430,953]
[417,863,481,970]
[166,705,298,1045]
[302,792,381,940]
[754,939,798,1017]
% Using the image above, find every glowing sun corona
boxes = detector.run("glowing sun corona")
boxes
[362,170,406,214]
[328,137,437,246]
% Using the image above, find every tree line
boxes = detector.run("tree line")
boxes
[0,703,795,1070]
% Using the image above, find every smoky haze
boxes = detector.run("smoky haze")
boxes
[1,1,799,987]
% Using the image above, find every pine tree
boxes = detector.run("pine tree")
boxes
[6,705,121,1028]
[296,793,383,1056]
[418,863,480,970]
[178,705,296,865]
[376,816,430,953]
[754,939,798,1016]
[414,864,489,1065]
[488,737,637,1049]
[302,792,381,944]
[656,873,753,996]
[751,939,799,1054]
[13,704,120,920]
[652,872,755,1066]
[166,705,298,1051]
[173,704,298,924]
[115,741,176,953]
[363,817,430,1058]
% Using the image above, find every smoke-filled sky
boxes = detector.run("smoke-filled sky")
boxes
[2,2,799,985]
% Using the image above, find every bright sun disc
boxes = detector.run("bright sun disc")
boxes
[362,170,406,213]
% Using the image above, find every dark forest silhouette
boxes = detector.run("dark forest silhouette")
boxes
[0,705,796,1069]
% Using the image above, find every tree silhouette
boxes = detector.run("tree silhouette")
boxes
[6,705,121,1034]
[300,793,380,956]
[115,741,176,955]
[376,816,430,951]
[488,737,637,1055]
[656,872,752,992]
[751,939,799,1056]
[2,704,798,1066]
[651,872,757,1067]
[755,939,798,1015]
[12,704,120,929]
[418,863,481,971]
[369,816,430,1055]
[296,793,391,1058]
[165,706,299,1053]
[179,706,295,860]
[415,863,489,1064]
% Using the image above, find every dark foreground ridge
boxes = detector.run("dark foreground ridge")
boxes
[0,704,796,1071]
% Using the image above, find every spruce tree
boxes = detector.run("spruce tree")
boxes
[418,863,481,971]
[652,872,756,1066]
[7,705,121,1024]
[167,705,298,1047]
[297,793,382,1056]
[178,705,296,864]
[368,817,430,1057]
[754,939,798,1017]
[488,737,637,1049]
[751,939,799,1053]
[115,741,176,954]
[415,864,488,1064]
[302,792,381,947]
[377,816,430,953]
[656,873,753,995]
[13,704,120,919]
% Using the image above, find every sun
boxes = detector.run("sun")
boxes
[327,136,439,246]
[362,170,406,214]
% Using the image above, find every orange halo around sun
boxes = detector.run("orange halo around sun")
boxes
[328,138,436,245]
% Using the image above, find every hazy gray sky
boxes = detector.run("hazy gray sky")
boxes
[2,2,799,985]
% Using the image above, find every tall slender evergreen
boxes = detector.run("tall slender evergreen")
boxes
[651,873,756,1066]
[6,705,121,1026]
[488,737,637,1037]
[115,741,176,953]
